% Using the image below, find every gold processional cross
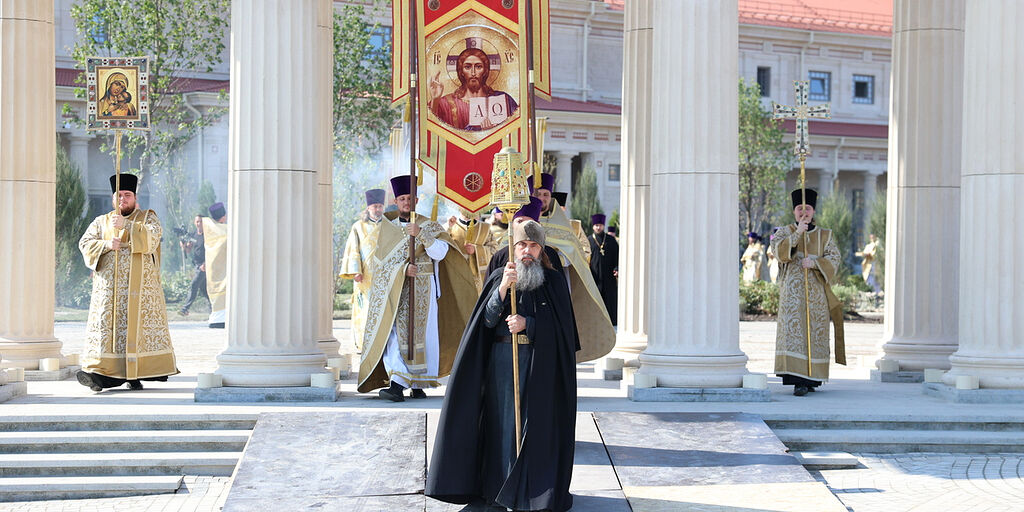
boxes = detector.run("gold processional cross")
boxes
[771,80,830,379]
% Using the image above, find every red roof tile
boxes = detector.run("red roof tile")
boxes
[740,0,892,36]
[536,96,621,115]
[780,119,888,139]
[56,67,229,93]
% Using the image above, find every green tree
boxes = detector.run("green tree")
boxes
[69,0,230,176]
[816,192,854,280]
[55,137,94,308]
[331,2,401,275]
[196,180,217,216]
[69,0,231,272]
[738,78,792,236]
[570,166,602,225]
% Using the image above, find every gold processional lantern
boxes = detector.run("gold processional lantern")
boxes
[488,145,531,454]
[489,146,531,214]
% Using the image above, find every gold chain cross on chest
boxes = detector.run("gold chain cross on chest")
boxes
[771,81,831,157]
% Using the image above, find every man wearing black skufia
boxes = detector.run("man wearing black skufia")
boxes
[427,220,579,512]
[587,214,618,326]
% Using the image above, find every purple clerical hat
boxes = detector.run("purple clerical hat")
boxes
[527,173,556,194]
[390,176,412,198]
[365,189,385,206]
[208,202,226,219]
[513,197,544,222]
[591,214,606,226]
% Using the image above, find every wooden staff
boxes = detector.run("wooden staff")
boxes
[406,0,420,361]
[524,0,540,185]
[798,155,813,378]
[505,206,524,454]
[111,130,124,346]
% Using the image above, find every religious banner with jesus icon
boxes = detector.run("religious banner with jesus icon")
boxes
[85,56,151,131]
[392,0,550,212]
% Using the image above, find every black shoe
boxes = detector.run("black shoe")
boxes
[793,385,809,396]
[807,386,817,392]
[179,308,189,316]
[76,370,103,392]
[410,388,427,399]
[127,380,143,391]
[378,382,406,402]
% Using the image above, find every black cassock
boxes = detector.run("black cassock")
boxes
[588,232,619,325]
[426,266,579,512]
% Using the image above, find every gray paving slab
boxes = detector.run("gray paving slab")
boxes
[923,382,1024,403]
[25,365,81,382]
[629,386,771,402]
[223,411,424,511]
[194,384,341,402]
[0,382,27,404]
[595,412,811,487]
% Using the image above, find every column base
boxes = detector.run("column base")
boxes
[317,337,341,359]
[215,351,328,387]
[923,382,1024,403]
[613,332,648,361]
[943,353,1024,389]
[0,339,64,370]
[628,385,770,402]
[637,352,749,388]
[879,339,957,371]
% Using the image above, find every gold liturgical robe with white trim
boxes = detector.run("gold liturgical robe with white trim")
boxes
[771,224,846,381]
[78,209,178,380]
[340,215,383,352]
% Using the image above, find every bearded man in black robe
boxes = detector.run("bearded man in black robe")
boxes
[427,220,579,512]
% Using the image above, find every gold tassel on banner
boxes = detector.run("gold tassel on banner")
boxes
[416,161,424,187]
[430,194,439,222]
[403,97,412,123]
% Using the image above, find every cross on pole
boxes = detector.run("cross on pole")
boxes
[772,81,831,158]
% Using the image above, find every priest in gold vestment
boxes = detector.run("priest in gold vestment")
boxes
[446,208,498,292]
[359,177,477,401]
[771,189,845,396]
[741,232,767,283]
[201,202,228,328]
[76,175,178,392]
[856,233,880,292]
[339,189,386,352]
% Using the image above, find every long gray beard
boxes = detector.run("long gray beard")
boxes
[515,259,546,292]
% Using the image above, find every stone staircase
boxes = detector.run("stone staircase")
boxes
[765,415,1024,453]
[0,414,256,502]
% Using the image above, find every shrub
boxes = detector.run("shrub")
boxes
[162,270,194,304]
[830,284,860,313]
[739,279,779,315]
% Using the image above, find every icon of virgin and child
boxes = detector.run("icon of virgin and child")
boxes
[428,44,518,132]
[98,71,138,118]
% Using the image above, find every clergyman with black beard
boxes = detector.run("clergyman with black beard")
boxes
[427,220,580,512]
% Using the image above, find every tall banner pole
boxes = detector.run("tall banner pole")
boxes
[524,0,540,186]
[111,129,123,347]
[490,147,529,454]
[406,0,420,361]
[799,156,813,378]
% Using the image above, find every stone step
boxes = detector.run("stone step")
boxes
[0,475,183,502]
[775,429,1024,453]
[0,452,242,477]
[765,417,1024,432]
[0,430,251,453]
[0,414,257,432]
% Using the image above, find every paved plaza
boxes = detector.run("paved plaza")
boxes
[1,320,1023,511]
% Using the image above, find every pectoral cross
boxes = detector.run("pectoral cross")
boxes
[772,81,831,158]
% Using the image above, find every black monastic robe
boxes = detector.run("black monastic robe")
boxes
[587,232,619,325]
[426,267,579,512]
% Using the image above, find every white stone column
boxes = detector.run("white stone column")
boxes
[554,151,573,194]
[944,0,1024,389]
[861,170,878,229]
[615,0,652,358]
[314,0,339,360]
[0,1,64,370]
[637,0,749,387]
[880,0,964,371]
[817,169,834,197]
[68,134,91,198]
[215,0,327,386]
